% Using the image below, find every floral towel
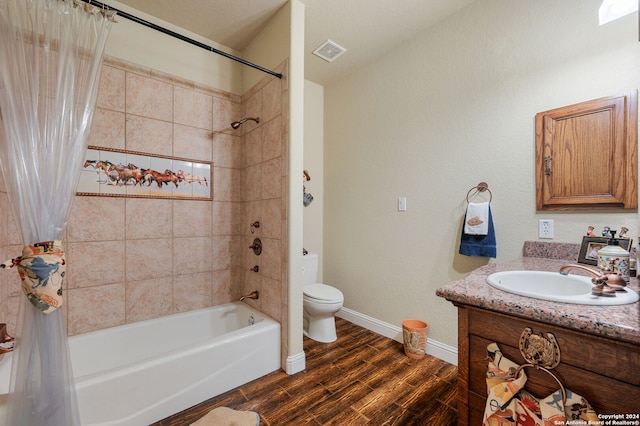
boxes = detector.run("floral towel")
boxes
[1,241,65,314]
[483,342,601,426]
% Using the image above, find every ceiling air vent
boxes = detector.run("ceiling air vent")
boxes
[312,40,347,63]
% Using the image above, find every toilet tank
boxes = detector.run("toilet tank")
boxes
[302,252,319,285]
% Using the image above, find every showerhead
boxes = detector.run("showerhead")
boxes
[231,117,260,129]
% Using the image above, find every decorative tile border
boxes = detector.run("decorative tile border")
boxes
[78,146,212,200]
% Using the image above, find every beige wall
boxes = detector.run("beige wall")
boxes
[242,3,292,94]
[323,0,640,349]
[303,80,324,281]
[103,0,244,95]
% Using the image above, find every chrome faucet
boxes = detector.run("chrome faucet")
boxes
[240,290,259,302]
[559,263,626,296]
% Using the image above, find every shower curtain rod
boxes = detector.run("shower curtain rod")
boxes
[80,0,283,79]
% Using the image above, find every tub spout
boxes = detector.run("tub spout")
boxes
[240,291,259,302]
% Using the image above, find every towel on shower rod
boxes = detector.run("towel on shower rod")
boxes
[190,406,260,426]
[459,205,496,258]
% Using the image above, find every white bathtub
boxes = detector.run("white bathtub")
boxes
[0,302,281,426]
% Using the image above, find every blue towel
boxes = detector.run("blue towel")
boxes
[459,206,496,258]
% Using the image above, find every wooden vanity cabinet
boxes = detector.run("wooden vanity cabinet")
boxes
[535,91,638,210]
[455,305,640,426]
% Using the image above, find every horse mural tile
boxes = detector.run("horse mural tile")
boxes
[78,146,212,201]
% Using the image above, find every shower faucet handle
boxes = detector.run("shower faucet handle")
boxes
[249,238,262,255]
[250,221,260,233]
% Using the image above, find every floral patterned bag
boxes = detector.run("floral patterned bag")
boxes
[483,342,601,426]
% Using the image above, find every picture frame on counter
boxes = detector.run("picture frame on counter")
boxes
[577,236,632,266]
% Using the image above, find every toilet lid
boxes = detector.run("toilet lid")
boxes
[303,283,343,303]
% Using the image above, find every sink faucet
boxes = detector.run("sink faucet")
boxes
[240,290,259,302]
[559,263,626,296]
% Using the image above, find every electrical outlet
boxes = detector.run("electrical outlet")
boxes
[539,219,554,239]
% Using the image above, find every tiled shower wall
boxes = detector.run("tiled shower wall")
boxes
[0,56,289,365]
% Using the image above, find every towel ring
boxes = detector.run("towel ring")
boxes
[466,182,492,203]
[514,363,567,405]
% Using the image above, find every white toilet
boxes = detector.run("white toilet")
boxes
[302,252,344,343]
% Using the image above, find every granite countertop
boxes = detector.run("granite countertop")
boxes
[436,257,640,345]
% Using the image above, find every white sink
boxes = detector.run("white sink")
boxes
[486,270,639,305]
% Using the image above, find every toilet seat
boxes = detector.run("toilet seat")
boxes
[303,283,343,304]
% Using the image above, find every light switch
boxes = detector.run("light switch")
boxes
[398,197,407,211]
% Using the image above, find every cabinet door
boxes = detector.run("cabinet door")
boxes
[535,91,637,210]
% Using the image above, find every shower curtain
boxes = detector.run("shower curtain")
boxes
[0,1,113,424]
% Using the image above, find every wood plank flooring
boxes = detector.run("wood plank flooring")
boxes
[152,317,458,425]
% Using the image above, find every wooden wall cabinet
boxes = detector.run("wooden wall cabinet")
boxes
[535,91,638,210]
[456,306,640,425]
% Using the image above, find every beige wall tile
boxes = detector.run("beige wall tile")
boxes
[211,235,231,271]
[263,117,282,161]
[262,78,282,124]
[96,65,125,112]
[212,201,233,236]
[125,238,173,281]
[243,91,262,133]
[213,132,243,169]
[245,126,263,166]
[173,272,212,312]
[173,124,213,161]
[174,87,212,130]
[262,199,281,239]
[261,158,281,200]
[173,200,212,238]
[245,164,261,202]
[125,198,172,240]
[173,236,213,275]
[214,167,243,202]
[261,238,281,281]
[212,95,241,134]
[66,241,126,288]
[260,276,282,324]
[67,283,125,335]
[67,197,125,242]
[125,115,173,156]
[212,269,233,304]
[230,235,245,269]
[126,277,173,322]
[89,108,125,150]
[126,73,172,121]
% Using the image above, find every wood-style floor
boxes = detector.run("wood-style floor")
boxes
[152,317,458,425]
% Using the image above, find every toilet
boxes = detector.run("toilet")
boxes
[302,252,344,343]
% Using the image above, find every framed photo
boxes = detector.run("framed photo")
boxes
[77,146,212,201]
[577,236,632,265]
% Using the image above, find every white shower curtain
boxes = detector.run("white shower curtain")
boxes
[0,0,113,424]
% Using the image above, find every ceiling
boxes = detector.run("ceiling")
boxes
[113,0,476,86]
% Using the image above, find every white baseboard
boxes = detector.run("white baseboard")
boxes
[336,307,458,366]
[285,351,306,375]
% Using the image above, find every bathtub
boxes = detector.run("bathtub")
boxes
[0,302,281,426]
